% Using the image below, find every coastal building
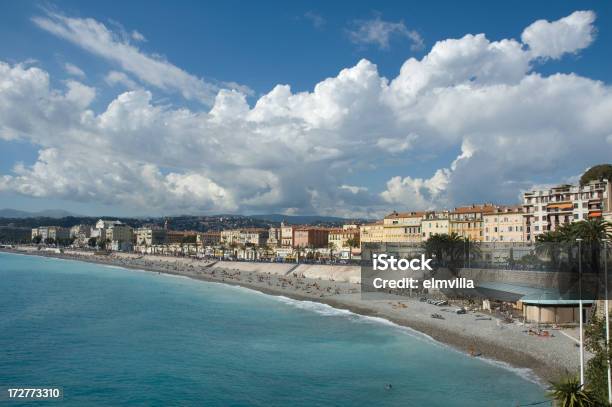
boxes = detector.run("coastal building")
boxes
[483,206,525,242]
[421,211,450,240]
[166,230,197,244]
[31,226,70,242]
[359,221,384,247]
[196,231,221,247]
[70,224,91,239]
[134,227,167,247]
[328,228,360,258]
[239,228,269,246]
[106,223,134,251]
[267,227,281,247]
[221,229,241,246]
[280,223,294,247]
[70,224,92,247]
[476,281,592,324]
[522,179,611,241]
[449,204,495,241]
[293,227,329,248]
[382,211,424,243]
[91,219,123,240]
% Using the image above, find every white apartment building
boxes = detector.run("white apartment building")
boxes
[280,223,294,247]
[523,179,611,241]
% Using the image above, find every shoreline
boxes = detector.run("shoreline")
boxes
[1,248,580,384]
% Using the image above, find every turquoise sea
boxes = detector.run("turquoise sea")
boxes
[0,252,547,406]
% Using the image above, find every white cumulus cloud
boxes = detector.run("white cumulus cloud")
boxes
[1,10,610,217]
[521,10,596,59]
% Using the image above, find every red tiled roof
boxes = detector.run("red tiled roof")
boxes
[451,204,496,214]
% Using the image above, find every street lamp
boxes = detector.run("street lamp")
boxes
[577,237,584,387]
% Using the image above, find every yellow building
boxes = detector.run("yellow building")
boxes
[450,204,496,241]
[360,221,384,247]
[483,206,525,242]
[328,228,360,254]
[383,211,424,243]
[220,229,241,246]
[421,211,450,240]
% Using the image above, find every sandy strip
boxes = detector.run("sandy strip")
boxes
[1,248,582,384]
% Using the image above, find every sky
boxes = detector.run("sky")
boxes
[0,1,611,217]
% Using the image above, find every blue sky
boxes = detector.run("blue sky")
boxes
[0,1,611,217]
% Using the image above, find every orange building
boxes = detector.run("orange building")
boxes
[449,204,496,241]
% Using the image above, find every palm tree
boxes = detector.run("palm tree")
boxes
[536,230,563,268]
[229,242,238,259]
[327,242,335,262]
[425,233,466,272]
[574,219,612,242]
[547,376,595,407]
[573,220,608,273]
[345,237,359,261]
[539,219,612,272]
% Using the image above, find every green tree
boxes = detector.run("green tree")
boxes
[580,164,612,186]
[584,314,612,406]
[32,235,42,244]
[424,233,466,273]
[98,238,109,250]
[547,376,596,407]
[536,230,563,268]
[328,242,335,261]
[345,237,359,260]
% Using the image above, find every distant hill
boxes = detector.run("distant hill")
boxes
[249,214,359,225]
[0,208,80,219]
[0,210,369,230]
